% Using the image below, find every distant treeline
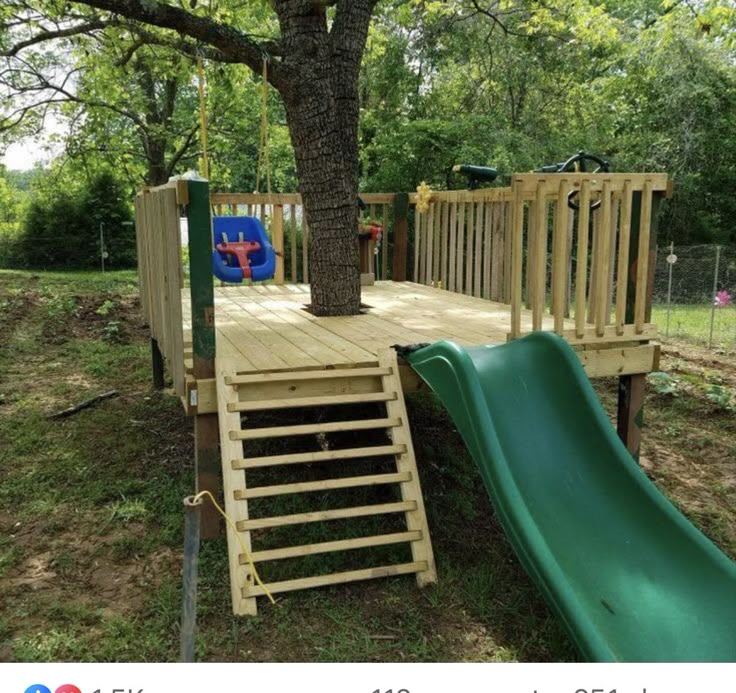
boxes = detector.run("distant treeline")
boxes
[0,171,136,270]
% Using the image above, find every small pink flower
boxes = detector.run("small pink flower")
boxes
[714,290,732,307]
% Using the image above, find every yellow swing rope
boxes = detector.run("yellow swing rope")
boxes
[192,490,276,605]
[255,57,272,199]
[196,52,210,179]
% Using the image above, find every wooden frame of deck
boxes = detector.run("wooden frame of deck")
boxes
[180,281,661,417]
[135,172,670,538]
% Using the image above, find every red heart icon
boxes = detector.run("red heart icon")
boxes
[55,686,82,693]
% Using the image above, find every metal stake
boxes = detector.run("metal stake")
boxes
[708,245,721,350]
[181,495,203,662]
[100,222,106,273]
[665,242,674,338]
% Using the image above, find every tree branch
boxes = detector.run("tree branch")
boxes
[68,0,287,87]
[1,19,117,57]
[166,124,200,178]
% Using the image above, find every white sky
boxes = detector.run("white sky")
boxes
[2,140,51,170]
[1,105,66,171]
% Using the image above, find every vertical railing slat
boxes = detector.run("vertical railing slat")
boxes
[532,183,548,331]
[503,201,512,303]
[587,202,600,324]
[382,202,389,280]
[509,184,524,338]
[432,200,441,284]
[290,203,297,283]
[634,181,653,332]
[483,202,493,299]
[448,200,457,292]
[413,204,421,283]
[552,180,570,334]
[526,198,537,310]
[465,202,474,295]
[615,181,633,335]
[594,181,613,336]
[606,196,620,322]
[456,201,465,294]
[440,201,449,289]
[574,181,591,338]
[474,201,483,298]
[491,203,504,302]
[425,202,434,285]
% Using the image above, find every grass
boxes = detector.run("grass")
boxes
[652,302,736,351]
[0,269,734,663]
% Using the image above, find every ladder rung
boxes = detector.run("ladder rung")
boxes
[236,500,417,531]
[245,530,423,563]
[232,444,406,470]
[225,366,391,386]
[230,417,401,441]
[234,471,412,500]
[227,391,397,412]
[245,561,429,597]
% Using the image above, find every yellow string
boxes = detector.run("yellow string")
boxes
[191,490,276,605]
[255,57,271,199]
[196,53,210,179]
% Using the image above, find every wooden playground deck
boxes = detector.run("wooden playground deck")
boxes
[136,174,669,606]
[183,281,559,375]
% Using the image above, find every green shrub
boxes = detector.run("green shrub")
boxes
[2,171,136,270]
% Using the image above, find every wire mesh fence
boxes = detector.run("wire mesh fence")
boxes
[652,244,736,351]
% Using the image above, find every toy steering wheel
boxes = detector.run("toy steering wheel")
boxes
[558,151,610,211]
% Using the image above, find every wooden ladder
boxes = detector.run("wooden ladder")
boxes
[216,348,437,615]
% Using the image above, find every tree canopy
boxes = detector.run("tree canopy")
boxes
[1,0,735,271]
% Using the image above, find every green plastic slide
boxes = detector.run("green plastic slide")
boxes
[406,332,736,662]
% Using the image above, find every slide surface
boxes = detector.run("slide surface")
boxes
[406,332,736,662]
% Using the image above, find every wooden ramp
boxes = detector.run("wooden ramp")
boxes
[216,348,437,615]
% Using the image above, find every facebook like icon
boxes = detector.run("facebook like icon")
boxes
[25,687,52,693]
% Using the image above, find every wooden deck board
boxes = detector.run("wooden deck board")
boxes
[182,281,568,375]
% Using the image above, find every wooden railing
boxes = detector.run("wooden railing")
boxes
[210,192,395,284]
[135,180,187,397]
[209,174,669,346]
[408,189,513,301]
[506,172,670,342]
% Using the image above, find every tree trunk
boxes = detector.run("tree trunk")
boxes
[145,139,169,186]
[282,88,361,316]
[275,1,374,317]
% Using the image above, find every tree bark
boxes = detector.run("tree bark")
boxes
[274,1,375,316]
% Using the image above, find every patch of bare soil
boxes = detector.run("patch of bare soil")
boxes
[42,293,147,345]
[662,342,736,389]
[639,341,736,558]
[3,517,179,616]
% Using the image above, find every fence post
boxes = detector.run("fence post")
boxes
[665,241,674,338]
[708,245,722,349]
[617,188,665,461]
[187,178,221,538]
[392,193,409,281]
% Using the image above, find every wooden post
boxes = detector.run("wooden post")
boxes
[272,204,285,284]
[151,337,165,389]
[392,193,409,281]
[187,178,221,538]
[617,188,665,460]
